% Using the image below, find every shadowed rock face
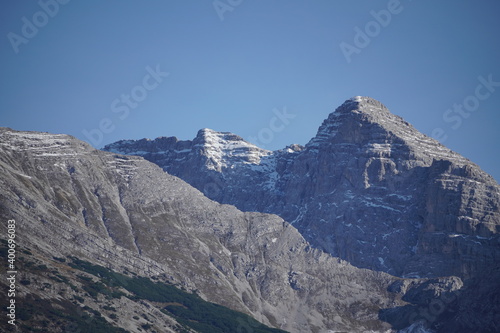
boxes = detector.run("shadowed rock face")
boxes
[104,97,500,280]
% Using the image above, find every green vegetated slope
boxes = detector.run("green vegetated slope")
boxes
[68,257,288,333]
[0,239,288,333]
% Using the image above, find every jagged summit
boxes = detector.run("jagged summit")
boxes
[306,97,472,168]
[194,127,266,153]
[194,128,270,171]
[0,128,92,157]
[306,96,399,148]
[323,96,391,120]
[196,127,242,139]
[340,96,390,114]
[105,127,272,175]
[315,96,410,134]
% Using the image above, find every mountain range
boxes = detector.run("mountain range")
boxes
[1,97,499,332]
[104,96,500,280]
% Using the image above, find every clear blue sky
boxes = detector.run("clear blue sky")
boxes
[1,1,499,182]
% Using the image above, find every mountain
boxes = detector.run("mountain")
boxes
[104,96,500,280]
[0,127,440,332]
[1,96,499,332]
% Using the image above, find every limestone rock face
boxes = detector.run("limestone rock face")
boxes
[3,96,500,332]
[0,127,410,332]
[104,97,500,280]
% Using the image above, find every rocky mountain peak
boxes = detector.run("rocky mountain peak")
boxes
[103,98,500,280]
[193,128,270,171]
[306,97,471,168]
[0,127,91,157]
[339,96,390,114]
[195,128,243,142]
[306,96,394,148]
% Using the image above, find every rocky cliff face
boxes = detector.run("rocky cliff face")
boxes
[104,96,500,281]
[0,127,425,332]
[2,96,499,332]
